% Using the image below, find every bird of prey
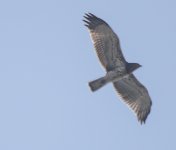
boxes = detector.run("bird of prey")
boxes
[83,13,152,124]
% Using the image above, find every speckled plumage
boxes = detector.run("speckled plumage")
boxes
[83,13,152,124]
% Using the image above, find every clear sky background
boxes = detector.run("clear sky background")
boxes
[0,0,176,150]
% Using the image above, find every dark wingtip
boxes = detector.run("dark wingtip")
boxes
[87,12,96,18]
[137,108,151,125]
[83,12,108,29]
[139,120,146,125]
[84,12,95,16]
[83,19,90,24]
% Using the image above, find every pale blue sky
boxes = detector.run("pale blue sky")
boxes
[0,0,176,150]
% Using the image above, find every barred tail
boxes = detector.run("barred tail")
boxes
[89,76,107,92]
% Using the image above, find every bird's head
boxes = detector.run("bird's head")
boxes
[127,63,142,74]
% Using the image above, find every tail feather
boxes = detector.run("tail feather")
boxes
[89,77,107,92]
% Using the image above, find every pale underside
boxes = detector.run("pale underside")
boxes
[84,13,152,123]
[113,74,152,123]
[89,25,126,71]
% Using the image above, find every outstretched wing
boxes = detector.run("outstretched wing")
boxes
[83,13,126,71]
[113,74,152,124]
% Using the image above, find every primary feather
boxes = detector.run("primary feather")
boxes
[83,13,126,71]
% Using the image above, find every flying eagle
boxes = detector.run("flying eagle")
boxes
[83,13,152,124]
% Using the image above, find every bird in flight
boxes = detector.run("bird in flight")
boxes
[83,13,152,124]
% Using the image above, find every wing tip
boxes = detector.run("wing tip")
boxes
[113,76,152,125]
[137,106,152,125]
[83,12,108,29]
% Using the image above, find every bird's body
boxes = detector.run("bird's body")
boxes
[83,13,152,124]
[89,69,128,91]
